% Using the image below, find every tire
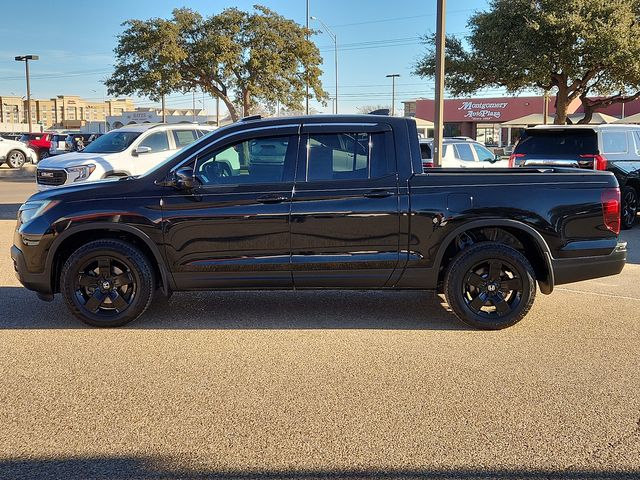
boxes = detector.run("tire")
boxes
[7,150,26,168]
[443,242,536,330]
[38,150,50,160]
[60,239,155,327]
[621,186,638,230]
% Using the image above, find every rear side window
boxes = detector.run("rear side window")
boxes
[454,143,475,161]
[306,132,390,181]
[172,129,198,147]
[515,130,597,155]
[139,131,169,152]
[601,131,628,154]
[420,143,432,159]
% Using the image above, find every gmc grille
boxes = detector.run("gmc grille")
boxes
[37,169,67,186]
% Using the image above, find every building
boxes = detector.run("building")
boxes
[106,108,221,131]
[0,94,134,132]
[403,95,640,146]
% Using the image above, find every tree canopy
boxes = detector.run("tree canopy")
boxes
[414,0,640,124]
[106,5,328,121]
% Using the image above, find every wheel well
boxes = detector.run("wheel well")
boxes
[437,226,549,288]
[51,229,163,294]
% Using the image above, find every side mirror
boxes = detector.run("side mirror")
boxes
[174,167,195,190]
[133,146,152,156]
[490,154,500,163]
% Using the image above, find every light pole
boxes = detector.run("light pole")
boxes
[311,16,338,114]
[305,0,310,115]
[386,74,400,116]
[433,0,446,167]
[15,55,39,133]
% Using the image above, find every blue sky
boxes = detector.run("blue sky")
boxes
[0,0,493,114]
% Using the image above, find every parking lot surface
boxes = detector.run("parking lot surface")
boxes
[0,179,638,479]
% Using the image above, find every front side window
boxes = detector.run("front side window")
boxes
[306,132,389,181]
[195,135,293,186]
[139,131,170,153]
[454,143,476,161]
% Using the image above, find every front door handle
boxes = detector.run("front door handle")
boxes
[257,194,289,204]
[363,189,394,199]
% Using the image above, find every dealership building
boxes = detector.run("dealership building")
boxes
[403,95,640,147]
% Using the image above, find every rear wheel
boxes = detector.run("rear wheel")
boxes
[38,149,50,160]
[61,239,155,327]
[443,242,536,330]
[7,150,26,168]
[621,186,638,230]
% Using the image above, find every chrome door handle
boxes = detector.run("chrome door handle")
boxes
[257,194,289,204]
[363,189,394,199]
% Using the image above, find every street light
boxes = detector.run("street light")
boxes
[386,74,400,116]
[311,16,338,114]
[15,55,39,133]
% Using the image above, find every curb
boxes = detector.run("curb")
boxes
[0,164,36,178]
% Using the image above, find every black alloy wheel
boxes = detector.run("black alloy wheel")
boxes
[621,186,638,230]
[444,242,536,330]
[61,239,155,327]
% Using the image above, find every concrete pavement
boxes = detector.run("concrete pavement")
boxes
[0,180,638,479]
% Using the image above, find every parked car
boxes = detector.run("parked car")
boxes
[13,115,626,330]
[49,133,73,156]
[36,124,212,190]
[510,125,640,229]
[19,132,55,161]
[420,137,509,168]
[0,136,37,168]
[49,133,101,156]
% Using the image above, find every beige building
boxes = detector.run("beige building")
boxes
[0,95,134,131]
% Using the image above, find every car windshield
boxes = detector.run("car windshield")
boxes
[82,131,141,153]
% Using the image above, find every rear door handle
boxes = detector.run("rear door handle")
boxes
[257,194,289,204]
[363,189,394,199]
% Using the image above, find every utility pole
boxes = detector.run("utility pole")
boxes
[311,16,338,114]
[305,0,310,115]
[192,90,196,122]
[216,96,220,127]
[433,0,446,167]
[161,94,166,123]
[386,74,400,116]
[15,55,39,133]
[543,90,549,125]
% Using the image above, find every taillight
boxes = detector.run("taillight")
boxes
[601,188,621,234]
[579,154,608,170]
[508,153,524,168]
[422,161,434,169]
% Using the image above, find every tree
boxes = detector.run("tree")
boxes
[107,5,328,122]
[355,104,391,115]
[413,0,640,124]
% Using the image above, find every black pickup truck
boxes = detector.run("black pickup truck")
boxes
[12,115,627,329]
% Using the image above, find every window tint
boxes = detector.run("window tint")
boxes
[139,131,169,152]
[306,132,389,181]
[454,143,475,161]
[172,129,198,148]
[195,135,293,185]
[472,144,495,162]
[602,131,628,154]
[514,130,597,155]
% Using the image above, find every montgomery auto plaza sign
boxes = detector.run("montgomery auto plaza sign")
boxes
[457,101,509,119]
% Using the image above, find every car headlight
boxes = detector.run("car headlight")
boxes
[18,200,59,225]
[65,164,96,182]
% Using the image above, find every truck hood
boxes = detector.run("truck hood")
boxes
[37,152,113,170]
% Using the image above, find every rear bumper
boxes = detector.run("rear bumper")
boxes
[552,241,627,286]
[10,245,53,299]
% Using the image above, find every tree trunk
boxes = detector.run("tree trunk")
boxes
[554,86,570,125]
[242,89,251,118]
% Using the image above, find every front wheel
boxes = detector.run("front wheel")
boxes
[621,186,638,230]
[7,150,26,168]
[443,242,536,330]
[60,239,155,327]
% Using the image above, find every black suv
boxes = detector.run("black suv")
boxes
[511,125,640,229]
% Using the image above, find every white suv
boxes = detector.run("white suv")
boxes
[0,136,37,168]
[36,124,212,190]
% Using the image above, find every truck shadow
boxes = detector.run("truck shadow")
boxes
[0,287,471,330]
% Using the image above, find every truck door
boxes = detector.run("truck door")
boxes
[291,123,400,287]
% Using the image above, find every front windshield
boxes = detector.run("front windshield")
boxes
[82,131,141,154]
